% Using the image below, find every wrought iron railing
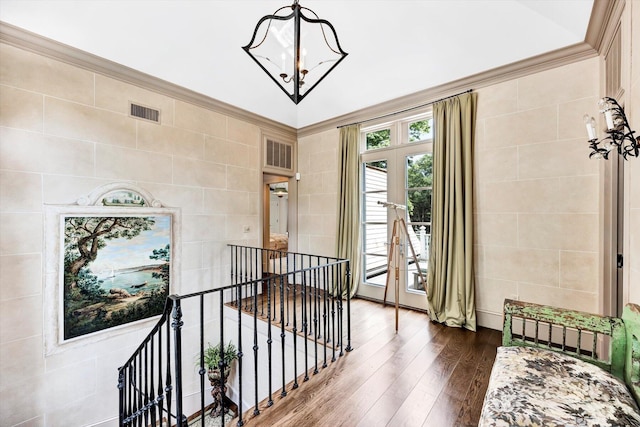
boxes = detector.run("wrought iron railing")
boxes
[117,246,351,427]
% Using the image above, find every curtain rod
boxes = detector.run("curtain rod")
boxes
[337,89,473,129]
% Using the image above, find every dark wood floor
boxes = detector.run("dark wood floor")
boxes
[237,298,502,427]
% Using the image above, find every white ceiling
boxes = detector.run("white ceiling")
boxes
[0,0,594,129]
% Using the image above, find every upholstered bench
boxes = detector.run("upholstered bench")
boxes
[479,300,640,427]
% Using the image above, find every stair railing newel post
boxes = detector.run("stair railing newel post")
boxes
[170,296,186,426]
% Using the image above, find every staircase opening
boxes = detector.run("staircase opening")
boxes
[117,245,352,427]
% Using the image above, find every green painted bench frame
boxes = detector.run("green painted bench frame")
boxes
[502,299,640,404]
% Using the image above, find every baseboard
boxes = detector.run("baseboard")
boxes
[476,309,502,331]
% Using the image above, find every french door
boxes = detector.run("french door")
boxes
[358,142,432,311]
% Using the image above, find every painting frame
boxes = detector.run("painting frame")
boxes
[44,183,181,355]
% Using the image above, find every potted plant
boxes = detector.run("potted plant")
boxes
[203,341,238,384]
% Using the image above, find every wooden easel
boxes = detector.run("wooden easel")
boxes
[380,202,427,332]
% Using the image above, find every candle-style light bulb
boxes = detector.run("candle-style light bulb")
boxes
[583,114,597,140]
[598,98,616,130]
[604,110,615,130]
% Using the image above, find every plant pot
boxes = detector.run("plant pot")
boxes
[208,367,231,384]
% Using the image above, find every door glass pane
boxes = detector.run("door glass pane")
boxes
[405,153,432,292]
[362,160,388,286]
[365,129,391,150]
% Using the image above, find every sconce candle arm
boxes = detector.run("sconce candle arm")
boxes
[586,97,640,160]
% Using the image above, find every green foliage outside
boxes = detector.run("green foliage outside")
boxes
[406,154,433,227]
[408,119,432,142]
[363,119,433,227]
[366,129,390,169]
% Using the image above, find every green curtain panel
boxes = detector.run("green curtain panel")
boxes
[427,92,477,331]
[336,124,361,298]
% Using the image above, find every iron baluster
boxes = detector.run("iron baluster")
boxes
[143,343,149,427]
[164,308,172,427]
[137,352,142,425]
[322,260,328,369]
[279,273,288,398]
[266,276,274,407]
[218,289,226,425]
[345,263,352,352]
[171,298,186,427]
[252,277,260,416]
[329,264,340,362]
[313,264,319,375]
[198,294,206,427]
[149,335,157,426]
[117,368,125,426]
[236,279,245,426]
[292,269,299,389]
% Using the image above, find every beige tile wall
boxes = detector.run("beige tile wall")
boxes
[0,43,265,426]
[474,58,601,326]
[297,128,340,256]
[475,58,600,328]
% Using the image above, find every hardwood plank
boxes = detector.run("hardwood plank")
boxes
[422,327,499,427]
[388,327,469,427]
[236,298,501,427]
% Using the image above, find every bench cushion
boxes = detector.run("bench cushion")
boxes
[479,346,640,427]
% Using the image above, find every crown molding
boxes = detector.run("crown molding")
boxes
[297,42,597,137]
[0,21,296,139]
[585,0,624,53]
[299,0,618,137]
[1,0,615,140]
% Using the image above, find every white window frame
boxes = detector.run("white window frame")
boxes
[358,109,434,308]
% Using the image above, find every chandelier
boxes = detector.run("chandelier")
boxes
[242,0,348,104]
[585,97,639,160]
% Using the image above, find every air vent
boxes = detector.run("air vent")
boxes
[129,102,160,123]
[266,139,293,170]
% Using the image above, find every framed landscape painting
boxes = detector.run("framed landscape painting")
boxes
[62,213,172,341]
[44,183,181,354]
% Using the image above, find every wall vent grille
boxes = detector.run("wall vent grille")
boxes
[130,103,160,123]
[266,139,293,170]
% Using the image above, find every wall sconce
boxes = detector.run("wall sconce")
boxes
[242,0,348,104]
[585,97,640,160]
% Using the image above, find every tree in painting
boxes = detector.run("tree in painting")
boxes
[64,217,155,290]
[63,216,170,340]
